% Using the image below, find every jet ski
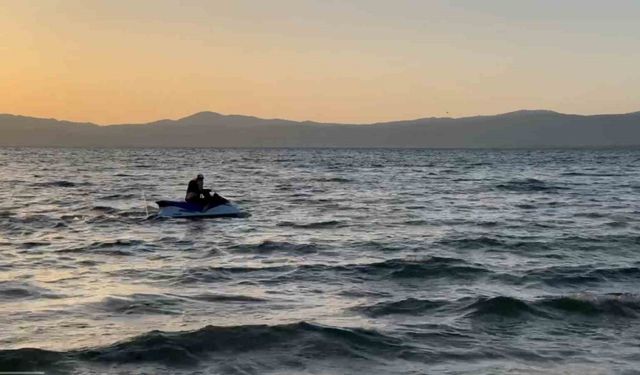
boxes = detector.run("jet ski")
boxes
[156,193,242,218]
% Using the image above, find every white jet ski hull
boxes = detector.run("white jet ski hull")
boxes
[156,199,242,218]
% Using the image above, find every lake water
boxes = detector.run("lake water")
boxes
[1,148,639,374]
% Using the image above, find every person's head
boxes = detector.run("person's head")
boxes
[197,174,204,181]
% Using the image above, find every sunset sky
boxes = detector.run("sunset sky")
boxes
[1,0,639,124]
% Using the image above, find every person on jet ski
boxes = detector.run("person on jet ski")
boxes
[186,174,211,203]
[185,174,228,208]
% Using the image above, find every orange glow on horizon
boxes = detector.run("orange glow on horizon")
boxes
[1,1,639,124]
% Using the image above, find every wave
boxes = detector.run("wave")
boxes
[170,292,267,303]
[516,203,537,209]
[230,240,320,254]
[437,236,549,252]
[350,257,488,279]
[561,172,625,177]
[467,294,640,319]
[0,281,64,301]
[348,240,403,252]
[354,296,538,319]
[355,298,448,317]
[85,208,151,223]
[272,257,489,283]
[174,264,290,284]
[313,177,353,183]
[438,236,505,249]
[99,193,139,200]
[477,221,500,227]
[277,220,347,229]
[275,183,294,191]
[0,348,66,373]
[403,219,429,226]
[0,322,411,370]
[496,178,566,192]
[605,220,629,228]
[522,265,640,286]
[574,212,607,218]
[538,294,640,317]
[91,205,120,214]
[440,234,639,255]
[91,293,183,315]
[1,214,68,232]
[170,256,488,285]
[354,293,640,320]
[19,240,50,249]
[34,180,92,188]
[466,296,543,318]
[57,239,158,255]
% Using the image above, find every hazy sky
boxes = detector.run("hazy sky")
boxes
[1,0,639,124]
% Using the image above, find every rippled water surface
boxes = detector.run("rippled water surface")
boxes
[1,148,639,374]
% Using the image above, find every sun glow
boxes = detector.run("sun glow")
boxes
[1,0,639,124]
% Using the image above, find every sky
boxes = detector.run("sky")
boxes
[1,0,639,124]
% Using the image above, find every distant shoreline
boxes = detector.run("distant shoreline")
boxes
[2,110,639,148]
[2,146,639,151]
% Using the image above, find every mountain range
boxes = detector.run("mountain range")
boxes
[1,110,639,148]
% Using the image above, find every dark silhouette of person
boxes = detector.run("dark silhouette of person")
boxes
[185,174,228,210]
[185,174,213,203]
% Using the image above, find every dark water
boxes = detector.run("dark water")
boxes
[1,148,639,374]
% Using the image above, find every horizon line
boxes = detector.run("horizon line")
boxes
[2,108,640,127]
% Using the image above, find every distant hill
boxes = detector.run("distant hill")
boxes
[1,110,639,148]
